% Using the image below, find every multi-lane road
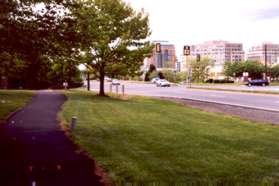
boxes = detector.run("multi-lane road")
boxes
[91,81,279,112]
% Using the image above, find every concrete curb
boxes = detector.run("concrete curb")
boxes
[156,96,279,113]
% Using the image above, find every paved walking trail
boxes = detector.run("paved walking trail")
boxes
[0,91,104,186]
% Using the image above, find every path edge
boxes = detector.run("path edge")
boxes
[57,95,114,186]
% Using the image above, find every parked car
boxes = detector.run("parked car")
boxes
[246,79,269,87]
[151,77,160,84]
[112,79,120,85]
[105,77,112,82]
[156,79,171,87]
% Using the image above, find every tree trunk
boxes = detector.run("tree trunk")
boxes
[99,65,106,96]
[1,75,8,89]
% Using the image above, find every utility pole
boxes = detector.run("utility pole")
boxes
[183,46,191,88]
[264,44,268,81]
[155,43,162,69]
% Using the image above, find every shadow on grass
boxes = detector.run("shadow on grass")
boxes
[66,90,132,103]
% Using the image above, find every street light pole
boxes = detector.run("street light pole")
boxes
[264,44,268,81]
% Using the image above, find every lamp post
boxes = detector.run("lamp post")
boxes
[183,46,191,88]
[264,44,267,81]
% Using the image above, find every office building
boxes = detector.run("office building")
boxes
[247,43,279,66]
[187,40,244,79]
[146,41,177,70]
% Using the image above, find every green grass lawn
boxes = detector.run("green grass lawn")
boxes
[61,90,279,184]
[270,82,279,86]
[0,90,34,121]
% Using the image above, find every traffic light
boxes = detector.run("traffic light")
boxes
[155,43,161,53]
[183,46,190,56]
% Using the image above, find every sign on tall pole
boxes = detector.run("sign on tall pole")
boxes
[183,45,191,88]
[183,46,191,56]
[155,43,161,53]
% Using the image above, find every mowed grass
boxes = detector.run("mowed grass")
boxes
[61,90,279,184]
[0,90,34,121]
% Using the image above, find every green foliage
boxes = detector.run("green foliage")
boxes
[271,65,279,79]
[177,72,187,82]
[0,0,81,89]
[149,71,159,80]
[190,57,212,82]
[224,61,243,77]
[144,64,157,81]
[75,0,153,95]
[160,70,186,83]
[224,61,264,79]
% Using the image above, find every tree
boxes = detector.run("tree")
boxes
[75,0,153,96]
[0,0,81,89]
[224,61,264,79]
[190,57,212,82]
[224,61,243,78]
[144,64,157,81]
[242,61,264,79]
[271,65,279,80]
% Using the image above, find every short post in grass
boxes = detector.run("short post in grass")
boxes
[70,117,77,131]
[122,85,125,96]
[116,85,119,94]
[109,84,112,93]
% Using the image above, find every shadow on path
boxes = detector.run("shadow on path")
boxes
[0,91,104,186]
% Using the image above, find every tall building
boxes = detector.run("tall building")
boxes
[247,43,279,66]
[188,40,244,79]
[146,41,177,70]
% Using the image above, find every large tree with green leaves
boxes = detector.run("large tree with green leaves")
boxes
[224,61,264,79]
[75,0,153,96]
[190,57,212,82]
[271,64,279,79]
[0,0,82,89]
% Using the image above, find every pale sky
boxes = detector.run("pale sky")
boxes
[124,0,279,57]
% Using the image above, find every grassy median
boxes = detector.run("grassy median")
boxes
[61,90,279,184]
[0,90,34,121]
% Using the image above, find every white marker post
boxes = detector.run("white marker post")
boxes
[71,117,77,131]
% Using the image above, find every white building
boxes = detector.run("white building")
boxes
[186,40,244,79]
[247,43,279,66]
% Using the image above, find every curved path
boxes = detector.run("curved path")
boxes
[0,91,104,186]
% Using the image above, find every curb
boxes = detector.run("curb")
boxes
[156,96,279,113]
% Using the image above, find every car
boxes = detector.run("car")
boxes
[111,79,120,85]
[105,77,112,82]
[151,77,160,84]
[156,79,171,87]
[246,79,269,87]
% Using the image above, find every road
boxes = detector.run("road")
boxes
[90,81,279,112]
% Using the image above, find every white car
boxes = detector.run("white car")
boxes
[151,77,160,84]
[112,79,120,85]
[156,79,171,87]
[105,77,112,82]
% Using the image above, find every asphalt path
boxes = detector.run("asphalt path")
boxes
[91,81,279,112]
[0,91,104,186]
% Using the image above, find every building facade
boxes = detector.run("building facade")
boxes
[247,43,279,66]
[187,40,244,79]
[146,41,177,71]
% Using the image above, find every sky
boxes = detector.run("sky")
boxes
[124,0,279,57]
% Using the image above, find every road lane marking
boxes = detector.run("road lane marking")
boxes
[208,95,225,98]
